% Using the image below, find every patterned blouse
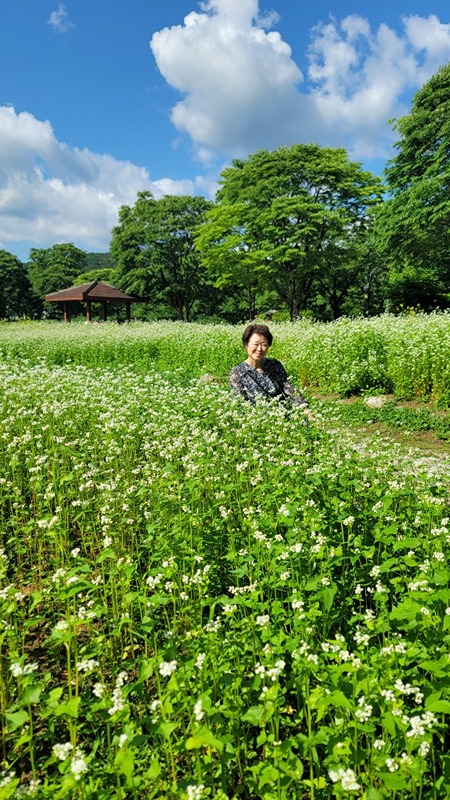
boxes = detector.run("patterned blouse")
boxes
[229,359,308,406]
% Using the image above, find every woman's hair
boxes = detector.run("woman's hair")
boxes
[242,323,273,347]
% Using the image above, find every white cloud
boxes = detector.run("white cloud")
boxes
[48,3,76,34]
[0,106,168,253]
[150,0,305,158]
[150,3,450,162]
[153,175,218,198]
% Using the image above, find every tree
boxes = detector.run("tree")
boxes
[376,64,450,309]
[28,243,88,298]
[195,144,382,320]
[0,250,36,319]
[111,192,213,321]
[85,252,116,273]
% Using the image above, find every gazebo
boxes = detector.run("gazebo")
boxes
[44,280,143,322]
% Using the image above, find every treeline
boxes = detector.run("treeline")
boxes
[2,64,450,323]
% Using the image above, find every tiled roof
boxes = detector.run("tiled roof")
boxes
[45,280,142,303]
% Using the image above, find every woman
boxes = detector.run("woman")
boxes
[229,323,312,415]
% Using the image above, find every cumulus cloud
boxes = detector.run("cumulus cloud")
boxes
[48,3,76,34]
[0,106,163,252]
[150,2,450,162]
[150,0,307,158]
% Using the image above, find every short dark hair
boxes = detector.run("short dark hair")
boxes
[242,323,273,347]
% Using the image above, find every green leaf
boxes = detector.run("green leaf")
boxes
[115,749,134,780]
[185,726,223,751]
[367,787,385,800]
[425,699,450,714]
[380,772,409,790]
[241,705,265,726]
[5,709,29,732]
[20,685,42,706]
[258,765,280,787]
[144,756,161,780]
[389,599,422,621]
[156,721,177,740]
[420,660,448,677]
[320,586,337,612]
[54,696,81,718]
[137,659,154,682]
[382,711,397,737]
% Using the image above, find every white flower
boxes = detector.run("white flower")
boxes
[222,604,236,614]
[373,738,385,750]
[159,660,177,677]
[355,696,373,722]
[329,767,360,791]
[419,741,430,757]
[186,785,205,800]
[266,660,285,681]
[195,652,206,669]
[76,659,99,673]
[354,628,370,647]
[70,750,88,780]
[53,741,73,761]
[10,662,38,677]
[193,700,204,721]
[255,614,270,627]
[146,573,163,589]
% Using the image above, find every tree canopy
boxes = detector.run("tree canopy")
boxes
[111,192,213,321]
[195,144,383,319]
[376,64,450,309]
[28,243,88,298]
[0,250,36,319]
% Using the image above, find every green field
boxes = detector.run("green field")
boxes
[1,319,450,799]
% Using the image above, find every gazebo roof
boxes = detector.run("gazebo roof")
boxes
[45,280,142,304]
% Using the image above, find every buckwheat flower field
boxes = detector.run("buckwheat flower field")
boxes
[1,319,450,799]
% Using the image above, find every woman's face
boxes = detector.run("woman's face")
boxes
[245,333,269,366]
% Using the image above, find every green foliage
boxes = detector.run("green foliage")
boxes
[28,243,88,316]
[195,144,383,320]
[85,252,116,273]
[377,64,450,310]
[74,269,118,286]
[1,313,450,404]
[0,250,37,319]
[111,192,214,321]
[1,350,450,797]
[319,398,450,441]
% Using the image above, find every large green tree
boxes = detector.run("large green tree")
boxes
[377,64,450,309]
[111,192,213,321]
[0,250,36,319]
[195,144,382,320]
[28,243,88,298]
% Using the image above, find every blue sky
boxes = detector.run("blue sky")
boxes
[1,0,450,261]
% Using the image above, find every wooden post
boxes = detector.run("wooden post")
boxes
[102,300,108,321]
[86,301,92,322]
[63,302,70,322]
[126,301,131,322]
